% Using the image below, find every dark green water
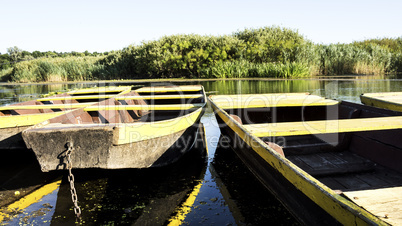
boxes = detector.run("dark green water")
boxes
[1,76,401,225]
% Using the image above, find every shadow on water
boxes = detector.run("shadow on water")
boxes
[210,141,300,226]
[0,148,61,207]
[51,150,208,225]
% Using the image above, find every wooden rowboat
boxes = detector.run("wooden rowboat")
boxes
[22,85,206,172]
[209,93,402,225]
[0,86,132,149]
[361,92,402,112]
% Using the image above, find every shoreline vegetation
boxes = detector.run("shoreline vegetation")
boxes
[1,26,401,83]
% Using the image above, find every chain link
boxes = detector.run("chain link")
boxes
[66,142,82,219]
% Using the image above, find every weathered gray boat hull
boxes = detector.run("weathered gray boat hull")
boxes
[0,126,30,150]
[22,122,203,172]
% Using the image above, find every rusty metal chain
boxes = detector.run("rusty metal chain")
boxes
[66,142,82,219]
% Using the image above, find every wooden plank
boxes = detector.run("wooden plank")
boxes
[243,116,402,137]
[84,103,204,111]
[333,175,371,190]
[344,187,402,225]
[37,95,117,101]
[0,111,72,128]
[66,86,131,94]
[0,103,95,110]
[135,86,202,93]
[362,92,402,97]
[210,94,338,109]
[361,92,402,112]
[115,94,203,100]
[210,92,310,99]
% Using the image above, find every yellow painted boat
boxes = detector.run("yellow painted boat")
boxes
[209,93,402,225]
[360,92,402,112]
[22,85,207,172]
[0,86,132,149]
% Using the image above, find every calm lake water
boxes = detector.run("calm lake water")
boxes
[1,76,401,225]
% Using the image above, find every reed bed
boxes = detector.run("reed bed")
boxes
[1,27,401,82]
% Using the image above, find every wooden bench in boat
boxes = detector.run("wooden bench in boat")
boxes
[65,87,132,94]
[243,116,402,137]
[135,86,203,93]
[38,94,204,102]
[37,95,119,101]
[361,92,402,112]
[84,103,204,111]
[115,94,204,100]
[0,103,96,111]
[211,94,339,109]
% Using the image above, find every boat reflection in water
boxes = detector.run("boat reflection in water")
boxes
[50,149,207,225]
[211,138,299,225]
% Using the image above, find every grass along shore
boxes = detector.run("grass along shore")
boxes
[1,26,401,83]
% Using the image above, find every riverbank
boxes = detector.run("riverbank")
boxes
[1,26,401,83]
[1,74,401,87]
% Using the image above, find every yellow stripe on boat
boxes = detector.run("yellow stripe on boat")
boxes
[113,107,203,145]
[37,95,119,101]
[209,98,386,225]
[115,94,204,100]
[361,92,402,112]
[0,111,72,128]
[209,94,338,109]
[0,103,94,110]
[66,86,132,94]
[211,92,310,99]
[84,104,204,111]
[135,86,202,93]
[0,179,61,222]
[244,116,402,137]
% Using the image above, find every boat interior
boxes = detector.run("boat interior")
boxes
[223,101,402,193]
[46,87,206,125]
[0,89,127,116]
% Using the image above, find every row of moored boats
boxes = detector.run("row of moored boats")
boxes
[1,85,401,225]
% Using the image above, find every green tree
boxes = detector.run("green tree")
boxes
[7,46,23,62]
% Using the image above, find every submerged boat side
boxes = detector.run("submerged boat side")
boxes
[0,86,132,149]
[22,85,207,172]
[209,93,401,225]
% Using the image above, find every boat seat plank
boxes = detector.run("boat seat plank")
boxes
[135,86,202,93]
[66,86,131,94]
[37,95,118,101]
[115,94,204,100]
[84,104,204,111]
[243,116,402,137]
[344,187,402,225]
[0,103,96,110]
[210,94,339,109]
[360,92,402,111]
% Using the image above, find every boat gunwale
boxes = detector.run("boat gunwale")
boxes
[208,95,387,225]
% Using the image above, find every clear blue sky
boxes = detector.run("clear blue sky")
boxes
[1,0,401,54]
